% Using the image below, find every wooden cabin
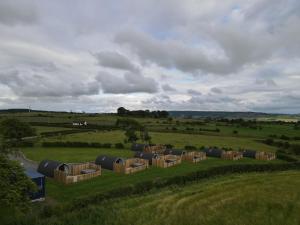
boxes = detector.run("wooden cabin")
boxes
[203,148,242,160]
[243,150,276,160]
[134,152,181,168]
[131,143,166,154]
[164,149,186,158]
[183,151,207,163]
[38,160,101,184]
[53,163,101,184]
[203,148,224,158]
[95,155,149,174]
[221,151,243,160]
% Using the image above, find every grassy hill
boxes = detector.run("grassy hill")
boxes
[18,171,300,225]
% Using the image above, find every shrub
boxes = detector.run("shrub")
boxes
[185,145,197,150]
[115,143,124,149]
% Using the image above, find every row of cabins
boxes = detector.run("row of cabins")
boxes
[28,145,275,201]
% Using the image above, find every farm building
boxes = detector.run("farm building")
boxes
[183,151,207,163]
[38,160,101,184]
[242,150,276,160]
[25,169,45,202]
[95,155,149,174]
[131,143,166,154]
[134,152,181,168]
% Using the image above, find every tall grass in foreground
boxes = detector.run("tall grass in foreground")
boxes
[18,171,300,225]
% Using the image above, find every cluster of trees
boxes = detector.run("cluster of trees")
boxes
[116,118,151,143]
[117,107,169,118]
[0,118,36,216]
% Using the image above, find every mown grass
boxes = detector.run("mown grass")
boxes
[21,147,283,203]
[22,171,300,225]
[33,126,74,135]
[22,147,133,162]
[41,130,276,151]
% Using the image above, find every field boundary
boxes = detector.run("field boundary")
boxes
[39,162,300,219]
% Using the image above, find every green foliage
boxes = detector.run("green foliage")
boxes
[42,141,112,148]
[0,155,35,213]
[124,128,138,143]
[0,118,36,141]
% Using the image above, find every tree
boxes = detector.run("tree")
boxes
[0,118,36,141]
[0,119,36,216]
[124,128,138,143]
[0,155,35,212]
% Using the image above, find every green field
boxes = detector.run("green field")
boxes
[21,171,300,225]
[42,130,277,151]
[33,126,74,135]
[21,146,283,203]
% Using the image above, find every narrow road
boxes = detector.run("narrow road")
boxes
[9,152,38,170]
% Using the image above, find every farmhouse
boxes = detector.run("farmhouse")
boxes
[37,160,101,184]
[72,121,88,126]
[25,169,45,202]
[95,155,149,174]
[242,150,276,160]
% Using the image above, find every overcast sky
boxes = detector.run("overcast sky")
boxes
[0,0,300,113]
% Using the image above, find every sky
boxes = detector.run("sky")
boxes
[0,0,300,113]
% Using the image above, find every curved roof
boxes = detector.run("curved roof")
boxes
[95,155,124,170]
[203,148,224,157]
[131,143,149,151]
[37,159,64,177]
[164,149,186,156]
[242,150,257,158]
[134,151,158,165]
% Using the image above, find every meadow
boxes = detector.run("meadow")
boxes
[18,171,300,225]
[1,111,299,225]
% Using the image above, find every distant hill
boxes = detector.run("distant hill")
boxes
[168,111,280,119]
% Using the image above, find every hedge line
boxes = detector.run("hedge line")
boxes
[42,141,124,149]
[34,162,300,221]
[65,162,300,212]
[40,129,94,137]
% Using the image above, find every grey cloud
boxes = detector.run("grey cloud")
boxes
[0,70,100,97]
[94,51,138,72]
[210,87,223,94]
[187,89,202,95]
[96,71,158,94]
[162,84,176,92]
[0,0,38,26]
[115,29,231,74]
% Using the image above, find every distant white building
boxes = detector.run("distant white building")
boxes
[72,121,88,126]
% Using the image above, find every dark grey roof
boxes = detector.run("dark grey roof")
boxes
[242,150,257,158]
[95,155,124,170]
[37,159,65,177]
[25,168,44,179]
[131,143,149,151]
[164,149,186,156]
[134,152,158,165]
[203,148,224,157]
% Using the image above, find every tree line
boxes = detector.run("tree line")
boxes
[117,107,169,118]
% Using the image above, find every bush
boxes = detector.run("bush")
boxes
[165,144,173,149]
[185,145,197,150]
[42,142,112,148]
[115,143,124,149]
